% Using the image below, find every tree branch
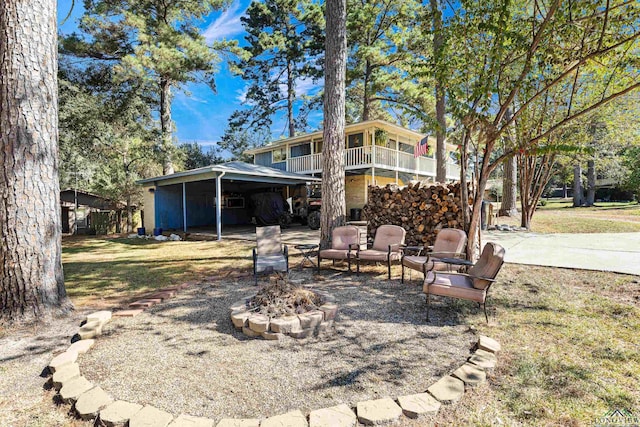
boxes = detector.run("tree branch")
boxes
[493,0,562,126]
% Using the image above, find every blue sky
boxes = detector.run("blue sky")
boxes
[57,0,318,149]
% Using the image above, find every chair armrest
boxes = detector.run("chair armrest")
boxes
[429,251,466,259]
[401,245,424,255]
[442,271,496,283]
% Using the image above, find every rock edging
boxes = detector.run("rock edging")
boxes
[230,290,337,340]
[46,281,501,426]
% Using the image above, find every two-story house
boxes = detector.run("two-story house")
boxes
[137,120,461,240]
[245,120,461,213]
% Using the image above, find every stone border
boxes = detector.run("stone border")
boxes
[230,291,337,340]
[46,280,502,426]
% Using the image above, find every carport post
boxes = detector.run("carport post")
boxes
[216,172,225,241]
[182,182,187,232]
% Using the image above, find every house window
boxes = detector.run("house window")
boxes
[348,133,364,148]
[314,140,323,153]
[272,147,287,163]
[290,143,311,158]
[399,142,414,154]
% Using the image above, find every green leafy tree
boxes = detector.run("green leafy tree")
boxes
[178,142,224,169]
[62,0,235,174]
[441,0,639,257]
[346,0,421,122]
[59,58,161,232]
[219,126,270,161]
[231,0,324,137]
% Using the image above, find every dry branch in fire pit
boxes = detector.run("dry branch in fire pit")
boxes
[248,281,325,318]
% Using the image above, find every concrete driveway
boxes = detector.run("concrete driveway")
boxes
[483,231,640,276]
[218,225,640,276]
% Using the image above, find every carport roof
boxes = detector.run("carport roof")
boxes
[137,161,321,186]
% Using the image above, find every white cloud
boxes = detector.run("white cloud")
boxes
[203,1,247,42]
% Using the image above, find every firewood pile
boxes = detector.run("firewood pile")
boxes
[362,181,469,246]
[248,280,325,318]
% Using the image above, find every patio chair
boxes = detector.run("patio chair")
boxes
[356,224,406,279]
[423,242,505,323]
[401,228,467,284]
[317,225,360,273]
[252,225,289,285]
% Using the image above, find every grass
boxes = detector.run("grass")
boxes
[62,235,254,308]
[434,264,640,426]
[493,199,640,233]
[61,236,640,425]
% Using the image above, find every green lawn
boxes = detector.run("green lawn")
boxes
[61,237,640,426]
[62,236,254,308]
[495,199,640,233]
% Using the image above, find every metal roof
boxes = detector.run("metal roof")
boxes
[137,161,321,187]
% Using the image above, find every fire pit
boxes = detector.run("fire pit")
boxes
[229,280,337,339]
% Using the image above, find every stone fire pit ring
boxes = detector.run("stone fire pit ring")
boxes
[229,290,337,340]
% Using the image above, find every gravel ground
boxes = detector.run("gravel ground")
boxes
[79,269,477,421]
[0,312,89,427]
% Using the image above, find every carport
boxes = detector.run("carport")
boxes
[138,162,321,240]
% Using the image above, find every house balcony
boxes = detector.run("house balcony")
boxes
[286,145,461,181]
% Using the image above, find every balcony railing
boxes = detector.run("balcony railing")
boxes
[286,145,460,179]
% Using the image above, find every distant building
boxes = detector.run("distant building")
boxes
[60,189,139,235]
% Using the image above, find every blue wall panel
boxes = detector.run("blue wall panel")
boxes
[255,152,273,167]
[155,186,184,230]
[271,161,286,171]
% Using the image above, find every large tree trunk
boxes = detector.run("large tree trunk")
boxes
[362,61,371,122]
[586,159,596,206]
[160,77,175,175]
[320,0,347,249]
[573,163,583,207]
[500,155,518,216]
[287,60,296,138]
[0,0,72,323]
[430,0,447,183]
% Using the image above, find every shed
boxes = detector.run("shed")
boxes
[137,161,321,240]
[60,189,136,234]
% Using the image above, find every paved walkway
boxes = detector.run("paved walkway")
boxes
[215,225,640,276]
[483,231,640,276]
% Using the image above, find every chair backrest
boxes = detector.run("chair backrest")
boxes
[256,225,282,256]
[372,225,406,251]
[432,228,467,256]
[332,226,360,250]
[468,242,505,289]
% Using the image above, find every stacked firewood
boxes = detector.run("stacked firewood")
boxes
[362,181,469,246]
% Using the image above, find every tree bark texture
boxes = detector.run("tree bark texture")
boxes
[320,0,347,249]
[0,0,72,323]
[361,61,370,122]
[518,153,556,230]
[573,163,583,207]
[499,155,518,216]
[160,78,175,175]
[430,0,447,183]
[287,60,296,138]
[586,159,595,206]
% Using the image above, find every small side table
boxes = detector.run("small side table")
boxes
[439,257,474,272]
[294,244,319,269]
